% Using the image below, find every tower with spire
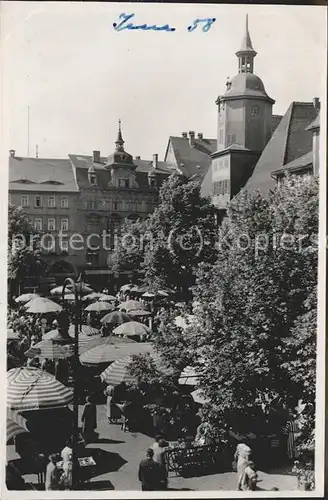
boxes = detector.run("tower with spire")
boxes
[211,15,275,211]
[105,120,138,188]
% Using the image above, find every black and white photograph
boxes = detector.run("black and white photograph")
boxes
[1,1,326,496]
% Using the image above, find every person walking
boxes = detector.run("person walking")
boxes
[138,448,165,491]
[104,385,115,423]
[234,441,252,491]
[81,396,97,443]
[152,439,169,490]
[45,454,60,490]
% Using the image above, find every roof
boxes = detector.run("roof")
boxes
[212,144,251,156]
[244,101,317,194]
[200,163,213,198]
[166,136,216,179]
[272,151,313,176]
[236,14,257,55]
[306,111,320,131]
[271,115,283,133]
[69,154,176,190]
[224,73,274,102]
[9,157,79,192]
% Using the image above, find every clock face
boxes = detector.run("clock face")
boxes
[252,105,260,116]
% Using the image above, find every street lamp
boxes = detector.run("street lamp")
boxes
[54,266,91,490]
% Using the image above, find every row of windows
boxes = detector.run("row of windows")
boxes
[85,199,144,211]
[212,179,230,196]
[32,218,69,231]
[20,195,69,208]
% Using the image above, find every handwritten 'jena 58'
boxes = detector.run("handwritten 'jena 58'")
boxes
[113,13,216,32]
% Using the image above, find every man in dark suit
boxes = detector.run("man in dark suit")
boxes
[138,448,165,491]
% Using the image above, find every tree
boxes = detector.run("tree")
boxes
[188,176,318,439]
[142,174,218,295]
[8,203,47,291]
[109,217,148,282]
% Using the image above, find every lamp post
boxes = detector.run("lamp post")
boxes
[54,265,91,490]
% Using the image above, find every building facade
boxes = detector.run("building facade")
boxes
[9,124,178,289]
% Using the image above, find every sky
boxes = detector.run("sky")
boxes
[1,2,327,161]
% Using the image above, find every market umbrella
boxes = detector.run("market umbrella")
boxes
[119,300,148,312]
[100,354,176,385]
[128,309,152,318]
[7,367,73,411]
[113,321,150,337]
[15,293,40,304]
[174,314,196,330]
[79,342,154,367]
[68,324,99,337]
[24,297,62,314]
[7,415,29,443]
[142,291,156,298]
[82,292,105,302]
[25,340,74,360]
[85,301,114,312]
[191,388,210,405]
[61,293,76,301]
[50,283,94,295]
[43,329,102,354]
[100,311,131,326]
[156,290,169,297]
[98,294,116,302]
[129,286,144,294]
[178,366,199,386]
[7,329,20,340]
[120,283,137,292]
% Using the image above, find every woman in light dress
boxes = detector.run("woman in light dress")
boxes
[234,442,252,490]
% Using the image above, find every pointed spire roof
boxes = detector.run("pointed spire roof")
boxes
[115,119,125,151]
[236,14,257,55]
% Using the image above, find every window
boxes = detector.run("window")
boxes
[21,195,29,207]
[48,196,55,208]
[61,218,68,231]
[118,179,129,188]
[113,201,120,210]
[34,218,42,230]
[227,134,236,146]
[89,174,97,186]
[86,217,100,234]
[35,196,42,207]
[85,199,97,210]
[48,218,56,231]
[212,179,230,196]
[60,197,68,208]
[219,129,224,144]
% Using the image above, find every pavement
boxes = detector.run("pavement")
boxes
[7,404,298,491]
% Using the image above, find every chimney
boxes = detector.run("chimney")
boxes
[198,132,203,140]
[9,149,15,158]
[313,97,320,111]
[152,154,158,169]
[135,156,141,160]
[93,150,101,163]
[189,131,195,147]
[182,132,188,139]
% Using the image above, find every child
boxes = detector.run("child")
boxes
[244,461,258,491]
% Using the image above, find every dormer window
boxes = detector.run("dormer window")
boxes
[89,174,97,186]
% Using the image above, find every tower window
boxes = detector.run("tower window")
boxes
[118,179,129,188]
[219,129,224,144]
[89,174,97,186]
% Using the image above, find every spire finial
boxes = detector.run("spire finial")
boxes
[115,119,124,151]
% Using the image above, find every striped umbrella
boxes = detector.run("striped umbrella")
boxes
[100,354,177,385]
[24,340,74,360]
[79,342,154,366]
[98,294,116,302]
[85,301,114,312]
[100,311,131,326]
[178,366,199,386]
[7,367,73,411]
[6,409,29,442]
[24,297,62,314]
[119,300,147,312]
[142,291,156,298]
[42,329,102,354]
[69,324,99,337]
[113,321,150,337]
[15,293,40,303]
